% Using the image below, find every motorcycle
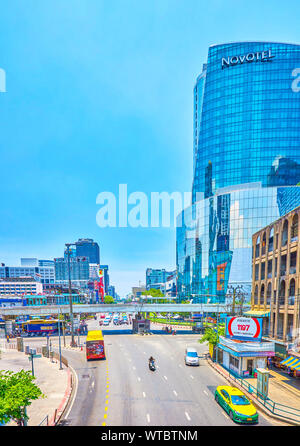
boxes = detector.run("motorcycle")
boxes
[149,360,156,371]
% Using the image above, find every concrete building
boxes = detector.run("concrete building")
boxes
[0,277,43,296]
[146,268,174,290]
[54,255,89,289]
[251,205,300,360]
[0,260,55,286]
[132,286,146,299]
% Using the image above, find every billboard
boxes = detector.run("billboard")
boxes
[225,316,262,341]
[96,268,105,303]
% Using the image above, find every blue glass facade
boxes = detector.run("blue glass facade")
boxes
[178,42,300,303]
[192,42,300,202]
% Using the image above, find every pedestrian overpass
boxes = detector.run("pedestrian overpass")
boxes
[0,302,248,317]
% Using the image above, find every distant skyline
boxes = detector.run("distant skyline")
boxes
[1,0,300,296]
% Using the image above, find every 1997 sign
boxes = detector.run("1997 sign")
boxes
[227,317,261,339]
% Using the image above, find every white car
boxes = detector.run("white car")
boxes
[185,348,200,366]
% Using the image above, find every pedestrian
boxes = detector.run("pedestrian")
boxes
[6,335,9,343]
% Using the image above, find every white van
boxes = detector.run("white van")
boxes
[185,347,200,366]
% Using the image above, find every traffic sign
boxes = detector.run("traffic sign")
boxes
[28,354,42,360]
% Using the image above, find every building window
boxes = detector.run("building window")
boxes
[290,251,297,275]
[291,214,298,242]
[260,284,265,306]
[289,279,295,305]
[281,220,288,247]
[262,232,266,256]
[279,280,286,305]
[255,236,261,258]
[267,260,272,279]
[261,262,265,280]
[253,285,258,306]
[229,355,239,371]
[266,283,272,306]
[255,264,259,281]
[268,228,274,252]
[280,254,287,276]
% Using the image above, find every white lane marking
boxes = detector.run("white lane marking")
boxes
[163,375,168,380]
[203,390,208,396]
[179,364,182,368]
[185,412,191,421]
[133,366,136,370]
[91,381,95,388]
[143,392,146,398]
[138,377,141,382]
[222,412,229,419]
[190,375,194,379]
[173,390,178,396]
[147,414,150,423]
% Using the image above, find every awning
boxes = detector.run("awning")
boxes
[243,310,270,318]
[280,356,300,369]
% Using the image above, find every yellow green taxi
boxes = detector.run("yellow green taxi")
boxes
[215,385,258,424]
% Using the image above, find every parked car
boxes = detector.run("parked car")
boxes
[185,347,200,366]
[214,386,258,424]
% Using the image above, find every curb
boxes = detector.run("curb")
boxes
[206,357,299,426]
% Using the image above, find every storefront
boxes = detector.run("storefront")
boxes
[280,351,300,378]
[218,336,275,378]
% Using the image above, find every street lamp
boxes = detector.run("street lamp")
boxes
[65,243,76,347]
[58,307,63,370]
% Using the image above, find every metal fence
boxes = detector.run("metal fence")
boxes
[229,371,300,424]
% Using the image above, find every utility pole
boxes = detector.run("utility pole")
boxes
[66,243,76,347]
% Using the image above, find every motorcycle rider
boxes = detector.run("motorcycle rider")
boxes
[149,356,155,365]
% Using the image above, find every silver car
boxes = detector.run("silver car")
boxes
[185,347,200,366]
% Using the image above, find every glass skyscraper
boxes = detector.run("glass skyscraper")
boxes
[177,42,300,303]
[75,238,100,264]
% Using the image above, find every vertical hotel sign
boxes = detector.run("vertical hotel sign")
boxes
[97,268,105,303]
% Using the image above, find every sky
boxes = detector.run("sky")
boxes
[1,0,300,296]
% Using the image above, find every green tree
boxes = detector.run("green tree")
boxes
[0,369,44,426]
[198,326,225,347]
[104,295,114,304]
[142,288,164,298]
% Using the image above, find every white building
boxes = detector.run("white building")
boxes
[0,278,43,296]
[0,258,55,285]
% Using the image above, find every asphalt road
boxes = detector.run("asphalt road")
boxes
[45,318,275,427]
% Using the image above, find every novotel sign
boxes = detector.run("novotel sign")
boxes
[221,49,275,69]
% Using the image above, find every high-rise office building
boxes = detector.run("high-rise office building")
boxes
[177,42,300,303]
[146,268,174,290]
[75,238,100,264]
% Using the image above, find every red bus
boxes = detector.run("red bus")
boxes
[86,330,105,360]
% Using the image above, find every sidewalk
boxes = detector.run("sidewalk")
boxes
[207,358,300,424]
[0,347,70,426]
[245,367,300,408]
